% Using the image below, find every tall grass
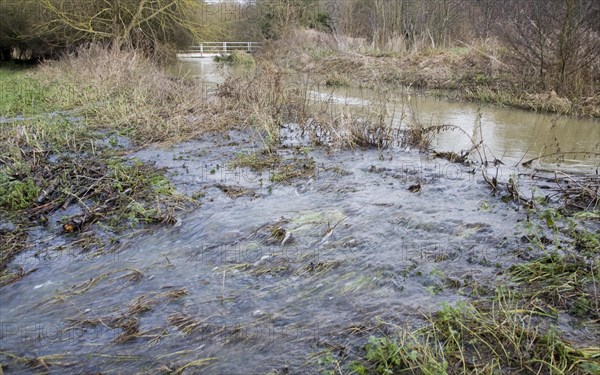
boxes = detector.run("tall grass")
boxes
[34,45,215,144]
[260,29,599,117]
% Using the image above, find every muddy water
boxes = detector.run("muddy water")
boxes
[307,86,599,172]
[169,57,231,83]
[1,59,598,374]
[174,58,598,170]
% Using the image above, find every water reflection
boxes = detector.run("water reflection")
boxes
[173,58,599,171]
[328,86,599,171]
[170,57,230,83]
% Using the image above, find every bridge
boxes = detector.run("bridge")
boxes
[177,42,262,59]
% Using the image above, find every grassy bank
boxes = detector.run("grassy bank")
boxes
[259,29,600,118]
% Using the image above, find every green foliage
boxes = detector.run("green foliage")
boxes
[0,172,40,211]
[359,292,600,374]
[365,336,402,374]
[510,253,600,318]
[364,334,448,375]
[0,68,48,116]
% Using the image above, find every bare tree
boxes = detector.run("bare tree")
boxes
[498,0,600,95]
[34,0,205,50]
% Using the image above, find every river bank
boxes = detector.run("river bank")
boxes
[260,30,600,118]
[1,46,599,374]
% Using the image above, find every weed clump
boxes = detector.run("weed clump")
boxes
[215,50,256,67]
[0,173,40,211]
[359,295,600,374]
[510,253,600,318]
[230,50,256,67]
[228,150,315,184]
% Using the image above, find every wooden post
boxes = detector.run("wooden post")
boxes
[200,43,203,58]
[223,42,227,54]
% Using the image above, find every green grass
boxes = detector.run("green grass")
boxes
[0,67,39,116]
[0,66,76,117]
[0,173,40,211]
[359,293,600,374]
[507,208,600,319]
[510,253,599,318]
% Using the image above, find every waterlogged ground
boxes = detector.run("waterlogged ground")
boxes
[2,123,592,374]
[1,60,598,374]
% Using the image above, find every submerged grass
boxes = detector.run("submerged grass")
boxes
[228,149,316,184]
[507,207,600,320]
[510,253,599,318]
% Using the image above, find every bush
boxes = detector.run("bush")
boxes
[230,50,256,67]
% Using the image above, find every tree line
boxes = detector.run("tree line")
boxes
[239,0,600,97]
[1,0,598,96]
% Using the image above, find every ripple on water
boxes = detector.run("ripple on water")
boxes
[1,128,581,374]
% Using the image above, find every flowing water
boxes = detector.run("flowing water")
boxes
[305,85,599,172]
[1,59,598,374]
[171,58,598,171]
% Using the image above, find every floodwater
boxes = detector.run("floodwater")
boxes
[169,57,231,83]
[305,85,599,172]
[173,58,599,171]
[0,58,598,374]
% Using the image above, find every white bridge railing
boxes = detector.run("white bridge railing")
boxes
[178,42,262,58]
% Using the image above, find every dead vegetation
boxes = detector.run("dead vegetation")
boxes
[35,45,217,144]
[260,29,599,117]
